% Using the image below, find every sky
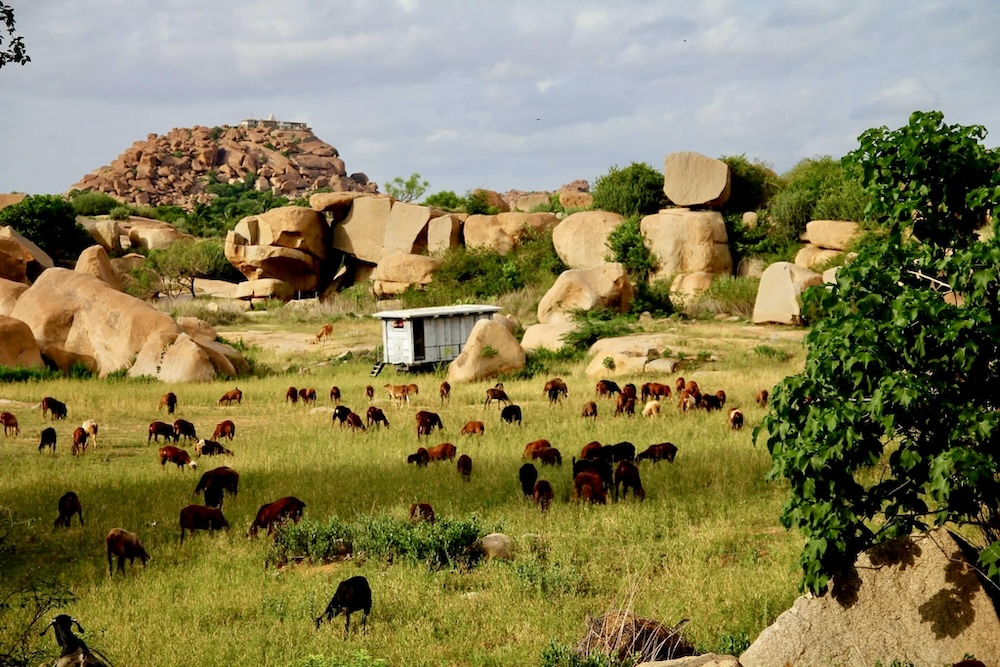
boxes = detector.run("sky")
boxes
[1,1,997,198]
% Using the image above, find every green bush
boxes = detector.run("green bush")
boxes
[605,215,658,281]
[540,641,637,667]
[591,162,666,217]
[0,365,61,383]
[0,194,91,262]
[108,206,131,221]
[68,190,122,216]
[720,155,782,214]
[562,309,635,351]
[289,652,388,667]
[682,276,759,320]
[423,190,463,211]
[464,190,499,215]
[629,279,673,318]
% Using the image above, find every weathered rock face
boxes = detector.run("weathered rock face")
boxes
[331,195,392,264]
[0,315,44,369]
[78,218,123,253]
[75,246,123,291]
[426,214,463,254]
[752,262,823,325]
[225,206,327,291]
[0,278,27,316]
[465,212,560,255]
[233,278,295,301]
[381,201,443,258]
[559,190,594,210]
[520,322,578,352]
[447,319,526,383]
[309,191,373,223]
[670,272,717,305]
[803,220,859,250]
[663,151,731,208]
[371,253,441,297]
[794,245,841,270]
[552,211,624,269]
[537,263,634,324]
[0,226,54,282]
[471,189,510,213]
[740,530,1000,667]
[128,219,194,250]
[515,193,551,212]
[640,209,732,282]
[585,334,681,377]
[0,193,26,210]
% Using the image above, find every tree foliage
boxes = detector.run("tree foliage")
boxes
[604,215,658,282]
[384,172,429,203]
[757,110,1000,594]
[0,195,91,262]
[764,156,866,246]
[0,3,29,69]
[144,239,233,299]
[591,162,666,217]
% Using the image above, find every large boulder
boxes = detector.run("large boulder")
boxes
[75,245,123,291]
[793,245,841,270]
[641,209,733,282]
[740,530,1000,667]
[79,218,123,253]
[371,253,441,297]
[447,319,526,383]
[381,202,441,258]
[559,190,593,210]
[331,195,392,263]
[233,278,296,301]
[752,262,823,325]
[552,211,624,269]
[537,263,634,324]
[515,193,551,212]
[477,533,515,561]
[662,151,731,208]
[225,244,321,292]
[0,316,44,369]
[225,207,327,291]
[310,191,373,223]
[471,189,510,213]
[426,214,463,254]
[0,226,54,282]
[0,278,27,316]
[127,219,194,250]
[520,322,578,352]
[802,220,860,250]
[465,212,559,255]
[670,272,717,306]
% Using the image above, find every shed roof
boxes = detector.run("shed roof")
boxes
[372,305,502,320]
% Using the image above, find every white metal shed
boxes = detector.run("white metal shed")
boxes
[371,304,502,374]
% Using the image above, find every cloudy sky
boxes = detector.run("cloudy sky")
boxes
[1,1,996,198]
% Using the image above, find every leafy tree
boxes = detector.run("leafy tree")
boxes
[757,110,1000,594]
[423,190,463,211]
[591,162,666,217]
[144,239,233,298]
[764,156,866,246]
[0,194,91,262]
[720,154,782,214]
[384,172,429,202]
[0,2,29,69]
[605,215,658,282]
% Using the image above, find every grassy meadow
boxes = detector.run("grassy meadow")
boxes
[0,319,808,667]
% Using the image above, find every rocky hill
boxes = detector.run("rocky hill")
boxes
[71,121,377,209]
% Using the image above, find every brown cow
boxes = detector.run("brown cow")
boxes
[415,411,443,438]
[581,401,598,419]
[409,502,436,523]
[55,491,83,528]
[385,384,410,405]
[365,385,375,401]
[684,380,700,398]
[439,381,451,403]
[173,419,197,442]
[595,380,620,398]
[640,382,672,402]
[636,442,678,464]
[543,378,569,403]
[755,389,769,407]
[149,421,176,443]
[535,447,562,466]
[407,383,419,397]
[614,394,636,417]
[522,439,552,460]
[366,406,389,429]
[41,397,67,420]
[614,461,645,501]
[345,412,366,431]
[285,386,299,404]
[105,528,150,577]
[426,442,456,462]
[484,387,509,408]
[249,496,306,538]
[0,412,18,437]
[299,387,318,405]
[457,454,472,480]
[460,421,485,436]
[179,505,229,544]
[579,441,603,460]
[71,427,88,456]
[330,386,342,404]
[715,390,727,407]
[698,394,723,412]
[574,471,607,504]
[159,445,194,469]
[622,383,637,400]
[212,420,236,441]
[532,480,554,512]
[675,377,686,394]
[159,392,178,414]
[218,388,242,406]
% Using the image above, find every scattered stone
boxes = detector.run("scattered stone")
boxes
[552,211,624,269]
[663,151,731,208]
[537,263,634,324]
[447,319,526,383]
[752,262,823,325]
[477,533,514,560]
[741,211,758,229]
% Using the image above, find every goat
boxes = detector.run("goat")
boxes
[602,441,636,463]
[614,461,645,501]
[71,427,88,456]
[330,386,341,404]
[366,406,389,429]
[543,378,569,403]
[522,439,552,460]
[715,390,727,407]
[285,386,299,404]
[684,379,701,398]
[38,427,57,452]
[595,380,621,398]
[536,447,562,466]
[728,408,744,430]
[407,383,419,397]
[179,504,229,544]
[614,394,636,417]
[194,438,233,457]
[457,454,473,480]
[518,463,538,499]
[148,420,177,443]
[173,418,197,442]
[345,412,366,431]
[484,387,510,408]
[315,575,372,638]
[81,420,98,449]
[409,502,436,523]
[755,389,769,407]
[365,385,375,401]
[41,396,68,420]
[332,405,352,426]
[636,442,678,464]
[212,419,236,441]
[407,447,430,467]
[461,420,484,436]
[313,323,334,343]
[641,400,660,418]
[159,391,178,414]
[532,479,554,512]
[159,445,195,470]
[581,401,598,419]
[415,410,444,438]
[249,496,306,538]
[439,381,451,403]
[299,387,318,405]
[218,387,242,406]
[384,383,410,406]
[574,471,607,504]
[640,382,672,402]
[106,527,150,577]
[55,491,83,528]
[678,390,698,413]
[0,411,18,436]
[41,615,110,667]
[500,404,522,425]
[426,442,457,462]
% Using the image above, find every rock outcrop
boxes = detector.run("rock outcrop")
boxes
[663,152,731,208]
[331,195,392,264]
[75,245,123,291]
[226,206,327,291]
[127,218,194,250]
[752,262,823,325]
[447,319,526,383]
[464,212,559,255]
[537,263,634,324]
[641,209,733,282]
[0,315,44,369]
[0,226,54,283]
[0,278,27,316]
[802,220,859,250]
[670,272,718,306]
[372,253,441,297]
[520,322,578,352]
[552,211,624,269]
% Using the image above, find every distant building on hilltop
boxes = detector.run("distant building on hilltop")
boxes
[238,113,310,131]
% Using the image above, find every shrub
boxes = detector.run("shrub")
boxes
[591,162,666,217]
[720,155,782,214]
[464,189,499,215]
[562,309,634,351]
[423,190,463,211]
[108,206,132,221]
[68,190,122,216]
[289,652,388,667]
[681,276,759,320]
[629,279,673,318]
[0,364,61,383]
[605,215,658,281]
[0,194,91,262]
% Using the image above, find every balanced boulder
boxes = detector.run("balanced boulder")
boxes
[380,201,443,258]
[447,319,525,383]
[552,211,624,269]
[752,262,822,325]
[465,212,559,255]
[640,209,732,282]
[537,263,634,324]
[226,206,327,291]
[426,214,463,254]
[662,151,731,208]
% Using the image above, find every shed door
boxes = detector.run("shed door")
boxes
[412,319,425,361]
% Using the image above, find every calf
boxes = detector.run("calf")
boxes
[159,392,178,414]
[460,420,484,436]
[38,427,57,453]
[522,439,552,460]
[385,384,410,406]
[407,447,430,467]
[484,387,509,408]
[345,412,366,431]
[179,505,229,544]
[148,420,176,443]
[532,480,554,512]
[105,527,150,577]
[0,411,18,436]
[366,406,389,429]
[636,442,678,464]
[614,461,645,501]
[71,427,88,456]
[330,386,341,404]
[595,380,621,398]
[641,400,660,418]
[285,386,299,404]
[212,420,236,441]
[249,496,306,537]
[406,383,419,397]
[426,442,457,462]
[728,408,744,430]
[41,397,67,420]
[439,381,451,403]
[315,575,372,638]
[55,491,83,528]
[518,463,538,499]
[755,389,769,407]
[536,447,562,467]
[574,471,607,504]
[218,387,242,406]
[409,502,436,523]
[332,405,352,426]
[194,439,233,457]
[500,405,522,426]
[159,445,195,470]
[457,454,473,480]
[581,401,598,419]
[173,419,197,442]
[415,410,444,438]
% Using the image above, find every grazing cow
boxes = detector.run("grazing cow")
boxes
[698,394,722,412]
[409,502,436,523]
[581,401,598,419]
[81,420,98,449]
[0,412,18,436]
[684,380,701,398]
[194,439,233,457]
[755,389,769,407]
[641,400,660,418]
[543,378,569,404]
[314,323,334,343]
[365,385,375,401]
[366,406,389,429]
[345,412,366,431]
[212,420,236,441]
[522,439,552,460]
[460,421,484,436]
[595,380,621,398]
[385,384,410,406]
[194,466,239,506]
[407,447,430,467]
[105,528,150,577]
[614,394,636,417]
[636,442,678,464]
[218,387,243,406]
[426,442,456,462]
[55,491,83,528]
[330,386,341,404]
[439,381,451,403]
[457,454,472,480]
[614,461,645,501]
[249,496,306,537]
[728,408,744,430]
[532,480,554,512]
[678,390,698,413]
[500,405,522,426]
[179,505,229,544]
[159,392,178,414]
[159,445,195,469]
[640,382,672,402]
[286,386,299,404]
[38,427,57,453]
[574,471,607,504]
[580,441,603,460]
[333,405,352,426]
[173,419,197,442]
[41,397,67,420]
[518,463,538,499]
[622,384,637,400]
[299,387,318,405]
[536,447,562,466]
[603,441,636,463]
[572,458,614,493]
[415,411,444,438]
[484,387,510,408]
[71,427,88,456]
[315,575,372,639]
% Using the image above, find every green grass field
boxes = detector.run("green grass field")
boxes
[0,321,806,667]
